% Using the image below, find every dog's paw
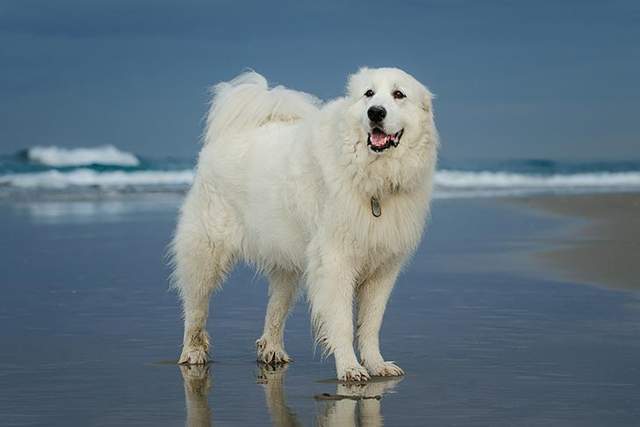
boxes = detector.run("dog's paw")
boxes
[338,364,371,382]
[179,327,210,365]
[366,361,405,377]
[178,347,209,365]
[256,337,292,365]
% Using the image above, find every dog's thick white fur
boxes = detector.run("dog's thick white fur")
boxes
[171,67,438,381]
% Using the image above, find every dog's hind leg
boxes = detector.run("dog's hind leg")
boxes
[256,269,299,364]
[171,187,238,365]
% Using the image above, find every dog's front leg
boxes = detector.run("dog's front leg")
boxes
[356,261,405,377]
[307,245,370,382]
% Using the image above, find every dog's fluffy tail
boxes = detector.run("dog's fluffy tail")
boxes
[203,71,320,144]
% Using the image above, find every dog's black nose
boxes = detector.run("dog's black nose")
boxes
[367,106,386,123]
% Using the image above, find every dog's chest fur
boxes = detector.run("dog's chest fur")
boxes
[330,188,429,266]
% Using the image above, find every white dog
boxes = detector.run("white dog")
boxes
[171,67,438,381]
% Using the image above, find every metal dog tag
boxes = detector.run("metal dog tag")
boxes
[371,196,381,217]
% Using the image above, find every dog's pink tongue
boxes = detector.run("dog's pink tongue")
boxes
[370,132,389,147]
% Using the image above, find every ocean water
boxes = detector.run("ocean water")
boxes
[1,145,640,199]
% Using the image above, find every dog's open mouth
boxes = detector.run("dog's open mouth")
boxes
[367,128,404,152]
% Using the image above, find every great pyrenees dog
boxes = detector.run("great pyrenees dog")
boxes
[171,67,438,381]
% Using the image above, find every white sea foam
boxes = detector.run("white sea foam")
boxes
[435,170,640,190]
[1,168,640,196]
[0,169,194,189]
[27,145,140,167]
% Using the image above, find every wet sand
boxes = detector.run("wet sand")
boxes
[0,195,639,426]
[515,193,640,292]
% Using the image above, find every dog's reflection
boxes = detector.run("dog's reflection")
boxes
[179,363,401,427]
[257,363,402,427]
[179,364,213,427]
[256,364,302,427]
[313,377,402,427]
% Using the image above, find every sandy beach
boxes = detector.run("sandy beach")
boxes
[517,193,640,292]
[1,193,639,426]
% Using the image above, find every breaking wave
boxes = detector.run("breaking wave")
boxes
[25,145,140,167]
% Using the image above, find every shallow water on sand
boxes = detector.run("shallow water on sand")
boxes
[1,196,639,426]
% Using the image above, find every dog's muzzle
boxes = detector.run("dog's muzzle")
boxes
[367,128,404,153]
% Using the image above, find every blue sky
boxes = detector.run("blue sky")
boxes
[0,0,638,161]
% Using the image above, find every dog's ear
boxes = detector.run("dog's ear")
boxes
[346,67,370,97]
[420,86,435,113]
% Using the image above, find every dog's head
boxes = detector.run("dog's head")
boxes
[345,67,435,155]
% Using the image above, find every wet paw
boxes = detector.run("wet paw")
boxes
[338,364,371,382]
[367,361,405,377]
[178,347,209,365]
[256,336,292,365]
[179,328,210,365]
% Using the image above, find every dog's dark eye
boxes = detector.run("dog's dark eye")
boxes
[393,90,406,99]
[364,89,374,98]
